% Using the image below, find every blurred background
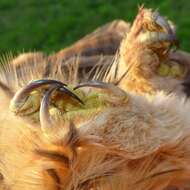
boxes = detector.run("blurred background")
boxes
[0,0,189,54]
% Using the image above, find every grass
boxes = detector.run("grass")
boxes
[0,0,189,54]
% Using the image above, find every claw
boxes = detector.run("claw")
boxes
[154,12,173,35]
[74,80,127,97]
[153,12,178,47]
[10,78,84,119]
[40,86,59,129]
[138,32,176,44]
[40,85,79,158]
[142,9,178,48]
[12,79,67,102]
[40,85,84,130]
[10,79,67,114]
[58,87,84,105]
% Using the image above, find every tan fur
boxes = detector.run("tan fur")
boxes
[2,7,190,190]
[106,8,190,98]
[1,86,190,189]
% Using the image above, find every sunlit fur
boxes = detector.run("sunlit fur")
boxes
[1,62,190,189]
[106,7,190,98]
[1,7,190,190]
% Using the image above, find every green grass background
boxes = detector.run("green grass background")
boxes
[0,0,189,54]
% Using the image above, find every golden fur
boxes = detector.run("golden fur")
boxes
[1,7,190,190]
[1,82,190,189]
[106,8,190,98]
